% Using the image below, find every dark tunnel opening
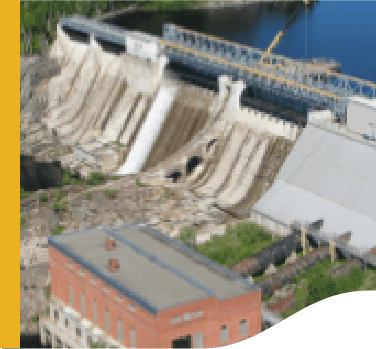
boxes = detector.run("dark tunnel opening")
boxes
[186,156,203,176]
[166,170,182,183]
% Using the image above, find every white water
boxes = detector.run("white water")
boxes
[116,85,177,175]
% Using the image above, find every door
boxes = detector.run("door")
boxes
[172,335,192,349]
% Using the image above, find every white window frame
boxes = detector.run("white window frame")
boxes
[69,284,74,307]
[117,318,123,344]
[93,299,97,323]
[130,327,136,348]
[81,292,85,315]
[105,308,110,334]
[220,325,228,344]
[240,319,248,337]
[194,332,203,348]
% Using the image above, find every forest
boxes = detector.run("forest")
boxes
[20,1,203,55]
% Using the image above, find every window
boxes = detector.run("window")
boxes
[93,300,97,323]
[81,292,85,315]
[171,316,181,324]
[115,295,123,303]
[220,325,228,344]
[54,310,59,321]
[240,320,248,337]
[193,310,204,319]
[184,313,191,322]
[128,304,136,312]
[105,309,110,333]
[65,318,69,328]
[69,284,74,307]
[90,278,97,286]
[130,328,136,348]
[117,318,123,343]
[76,326,81,338]
[194,332,203,348]
[79,270,85,277]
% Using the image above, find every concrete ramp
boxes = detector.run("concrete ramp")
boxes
[116,85,178,175]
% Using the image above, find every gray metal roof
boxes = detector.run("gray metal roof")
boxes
[49,224,257,314]
[255,123,376,252]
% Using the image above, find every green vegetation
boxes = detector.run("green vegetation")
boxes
[30,314,39,323]
[179,227,196,248]
[51,225,65,235]
[20,213,28,228]
[45,286,50,299]
[52,201,68,213]
[54,188,67,202]
[103,189,118,199]
[40,193,49,203]
[90,343,106,348]
[281,259,371,319]
[183,222,279,268]
[135,177,146,187]
[86,192,93,200]
[20,1,205,55]
[115,141,125,147]
[21,189,33,199]
[63,169,107,186]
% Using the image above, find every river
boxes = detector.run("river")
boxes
[107,1,376,83]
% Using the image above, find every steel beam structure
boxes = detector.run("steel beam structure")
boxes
[59,15,129,47]
[162,23,376,117]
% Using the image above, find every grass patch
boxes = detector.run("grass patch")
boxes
[20,213,27,228]
[115,141,125,147]
[179,227,196,248]
[282,259,368,319]
[86,192,92,200]
[193,222,279,268]
[40,193,48,203]
[53,188,67,202]
[136,177,145,187]
[30,314,39,323]
[21,189,33,199]
[51,225,65,235]
[52,201,68,214]
[103,189,118,199]
[90,343,106,348]
[45,286,50,299]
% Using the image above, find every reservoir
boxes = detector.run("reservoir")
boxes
[107,1,376,83]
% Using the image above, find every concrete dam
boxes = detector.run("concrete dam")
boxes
[43,17,303,216]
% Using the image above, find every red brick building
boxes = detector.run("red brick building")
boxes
[40,224,261,348]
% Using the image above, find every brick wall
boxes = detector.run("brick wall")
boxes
[49,246,261,348]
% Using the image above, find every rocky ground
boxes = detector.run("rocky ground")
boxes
[20,54,236,343]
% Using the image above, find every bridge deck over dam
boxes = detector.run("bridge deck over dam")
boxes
[59,15,376,119]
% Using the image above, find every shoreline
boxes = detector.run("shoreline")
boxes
[98,0,307,20]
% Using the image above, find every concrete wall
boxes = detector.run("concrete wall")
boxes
[238,107,300,141]
[347,97,376,136]
[250,209,290,237]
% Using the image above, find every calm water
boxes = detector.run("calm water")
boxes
[108,1,376,83]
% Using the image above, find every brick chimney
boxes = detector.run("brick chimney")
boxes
[108,258,120,272]
[369,246,376,256]
[105,237,116,251]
